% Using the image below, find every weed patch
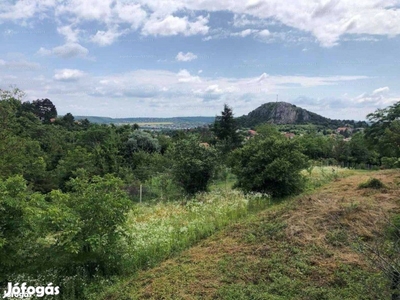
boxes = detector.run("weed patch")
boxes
[358,177,386,189]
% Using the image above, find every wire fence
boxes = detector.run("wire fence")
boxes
[313,159,380,170]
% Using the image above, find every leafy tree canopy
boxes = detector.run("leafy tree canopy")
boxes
[366,101,400,158]
[229,130,309,197]
[169,136,217,195]
[31,98,58,123]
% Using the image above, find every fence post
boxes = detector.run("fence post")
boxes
[140,184,142,203]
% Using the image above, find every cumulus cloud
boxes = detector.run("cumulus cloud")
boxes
[291,86,400,120]
[37,43,89,58]
[354,86,394,105]
[231,29,258,37]
[91,28,125,46]
[176,52,198,62]
[257,29,271,38]
[57,25,80,43]
[54,69,85,81]
[141,15,209,36]
[177,69,202,83]
[3,0,400,47]
[0,0,55,21]
[3,63,379,118]
[112,2,148,29]
[205,84,223,94]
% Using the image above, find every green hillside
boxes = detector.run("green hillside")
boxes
[99,169,399,300]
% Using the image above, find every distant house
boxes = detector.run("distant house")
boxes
[49,118,56,123]
[248,130,257,136]
[199,142,210,148]
[336,127,353,134]
[283,132,295,139]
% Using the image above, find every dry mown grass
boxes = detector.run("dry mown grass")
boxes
[103,170,400,300]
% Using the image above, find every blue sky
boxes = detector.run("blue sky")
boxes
[1,0,400,120]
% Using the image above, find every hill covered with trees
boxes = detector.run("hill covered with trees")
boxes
[236,101,368,128]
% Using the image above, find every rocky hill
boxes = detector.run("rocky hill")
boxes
[237,102,366,128]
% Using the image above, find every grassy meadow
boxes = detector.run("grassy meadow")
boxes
[63,166,400,300]
[95,169,400,300]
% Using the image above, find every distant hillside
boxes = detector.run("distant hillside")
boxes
[74,116,215,129]
[237,102,367,128]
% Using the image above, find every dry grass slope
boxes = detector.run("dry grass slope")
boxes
[103,170,400,300]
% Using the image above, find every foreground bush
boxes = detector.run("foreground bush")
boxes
[0,173,132,283]
[229,126,309,197]
[168,137,217,195]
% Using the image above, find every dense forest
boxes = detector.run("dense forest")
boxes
[1,87,399,299]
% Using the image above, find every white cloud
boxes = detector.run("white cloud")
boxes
[231,29,258,37]
[177,69,202,83]
[292,86,400,120]
[0,59,40,71]
[256,72,269,83]
[52,43,88,58]
[3,65,377,118]
[91,28,125,46]
[113,2,147,29]
[55,0,114,23]
[372,86,389,95]
[0,0,55,21]
[3,0,400,47]
[176,52,198,62]
[205,84,223,94]
[141,15,209,36]
[37,43,89,58]
[257,29,271,38]
[36,47,52,56]
[354,86,395,105]
[232,13,275,28]
[54,69,85,81]
[57,25,80,43]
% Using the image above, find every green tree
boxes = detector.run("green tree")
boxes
[229,131,309,197]
[255,124,282,139]
[333,139,351,164]
[348,132,377,165]
[212,104,241,153]
[125,130,160,154]
[0,175,48,280]
[44,173,132,276]
[31,98,57,123]
[298,132,334,160]
[169,136,217,195]
[54,112,76,130]
[54,146,97,190]
[366,101,400,158]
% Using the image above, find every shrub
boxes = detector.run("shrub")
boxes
[168,136,217,195]
[381,157,400,169]
[358,177,386,189]
[229,127,309,197]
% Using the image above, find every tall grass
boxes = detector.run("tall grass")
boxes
[117,189,270,273]
[302,166,362,189]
